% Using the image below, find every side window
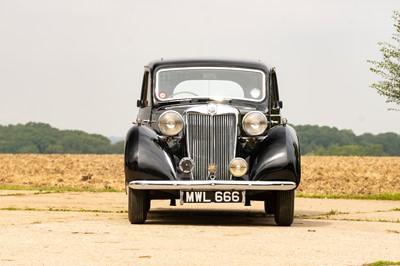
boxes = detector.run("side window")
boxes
[139,70,150,107]
[269,68,283,110]
[146,71,152,106]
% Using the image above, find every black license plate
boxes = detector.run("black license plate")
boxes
[181,191,244,203]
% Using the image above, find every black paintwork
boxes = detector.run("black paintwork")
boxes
[125,125,176,181]
[125,58,301,200]
[249,125,301,184]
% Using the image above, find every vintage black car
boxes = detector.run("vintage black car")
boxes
[124,58,301,226]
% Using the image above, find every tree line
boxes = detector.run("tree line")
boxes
[0,122,399,156]
[0,122,123,154]
[296,125,400,156]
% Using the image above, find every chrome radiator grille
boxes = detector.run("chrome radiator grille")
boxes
[186,112,237,180]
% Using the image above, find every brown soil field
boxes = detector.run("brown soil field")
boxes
[0,154,399,195]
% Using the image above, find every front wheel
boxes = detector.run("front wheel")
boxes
[264,201,275,215]
[128,188,148,224]
[274,190,295,226]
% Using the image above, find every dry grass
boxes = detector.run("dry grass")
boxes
[0,154,399,195]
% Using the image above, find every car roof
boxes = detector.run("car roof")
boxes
[146,58,270,72]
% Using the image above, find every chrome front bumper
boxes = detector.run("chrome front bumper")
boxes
[128,180,296,191]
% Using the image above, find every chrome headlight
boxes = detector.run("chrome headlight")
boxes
[242,111,268,136]
[158,111,184,136]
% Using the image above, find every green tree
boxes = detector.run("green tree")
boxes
[110,141,124,154]
[368,11,400,109]
[295,124,399,156]
[375,132,400,156]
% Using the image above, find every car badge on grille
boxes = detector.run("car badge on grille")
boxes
[208,163,217,173]
[207,104,217,115]
[208,163,217,180]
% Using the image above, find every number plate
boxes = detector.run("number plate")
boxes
[180,191,244,204]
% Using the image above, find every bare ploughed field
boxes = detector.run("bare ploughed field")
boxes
[1,155,399,265]
[1,155,399,195]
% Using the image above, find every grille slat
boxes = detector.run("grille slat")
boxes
[186,112,237,180]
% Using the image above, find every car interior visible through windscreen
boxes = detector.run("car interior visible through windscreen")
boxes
[155,67,265,101]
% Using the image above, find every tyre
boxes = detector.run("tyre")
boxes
[145,193,151,212]
[264,195,276,215]
[274,190,295,226]
[128,188,148,224]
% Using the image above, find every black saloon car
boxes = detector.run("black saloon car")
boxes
[124,58,301,226]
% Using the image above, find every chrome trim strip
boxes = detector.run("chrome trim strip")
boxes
[129,180,296,191]
[184,104,240,116]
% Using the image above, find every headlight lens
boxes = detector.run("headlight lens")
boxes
[229,158,248,177]
[158,111,184,136]
[242,111,268,136]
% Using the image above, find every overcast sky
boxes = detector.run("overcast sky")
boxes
[0,0,399,137]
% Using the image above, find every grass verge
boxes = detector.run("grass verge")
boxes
[1,186,400,200]
[297,193,400,201]
[363,261,400,266]
[0,206,126,213]
[0,185,123,193]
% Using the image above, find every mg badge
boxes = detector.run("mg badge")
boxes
[208,104,217,115]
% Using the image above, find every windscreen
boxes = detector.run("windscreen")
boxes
[155,67,266,102]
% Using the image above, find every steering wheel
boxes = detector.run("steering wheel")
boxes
[170,91,199,97]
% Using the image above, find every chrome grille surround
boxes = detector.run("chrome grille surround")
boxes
[185,104,238,180]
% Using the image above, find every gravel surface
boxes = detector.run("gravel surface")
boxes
[1,191,399,265]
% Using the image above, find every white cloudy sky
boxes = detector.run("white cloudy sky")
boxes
[0,0,399,137]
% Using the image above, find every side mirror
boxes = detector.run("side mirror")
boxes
[137,100,148,108]
[273,101,283,109]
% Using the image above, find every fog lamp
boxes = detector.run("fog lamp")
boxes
[229,158,248,177]
[179,157,195,173]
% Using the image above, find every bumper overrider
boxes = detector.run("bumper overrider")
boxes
[129,180,296,191]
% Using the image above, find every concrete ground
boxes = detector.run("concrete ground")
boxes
[0,191,399,265]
